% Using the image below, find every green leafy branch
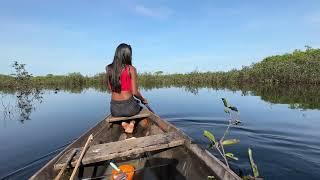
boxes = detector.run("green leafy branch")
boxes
[203,98,241,168]
[204,98,262,179]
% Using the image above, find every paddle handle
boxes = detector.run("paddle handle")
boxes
[134,96,154,113]
[144,104,154,113]
[69,134,93,180]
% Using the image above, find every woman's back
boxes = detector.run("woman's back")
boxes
[107,65,134,101]
[119,65,132,92]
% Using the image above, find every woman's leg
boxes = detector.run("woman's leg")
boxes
[139,118,149,128]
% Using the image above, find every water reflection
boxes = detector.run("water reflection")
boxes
[16,89,43,122]
[142,83,320,110]
[1,83,319,123]
[142,84,319,111]
[1,88,43,122]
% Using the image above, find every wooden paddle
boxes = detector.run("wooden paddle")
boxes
[54,149,77,180]
[144,103,154,113]
[69,134,93,180]
[134,96,155,113]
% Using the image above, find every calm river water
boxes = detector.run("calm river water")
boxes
[0,87,320,179]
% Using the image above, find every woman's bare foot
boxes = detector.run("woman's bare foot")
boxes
[121,122,129,130]
[125,121,135,133]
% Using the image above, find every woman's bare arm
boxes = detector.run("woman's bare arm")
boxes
[130,66,147,104]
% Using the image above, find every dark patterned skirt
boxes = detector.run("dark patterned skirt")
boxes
[110,96,142,117]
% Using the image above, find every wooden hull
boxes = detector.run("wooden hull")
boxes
[30,111,241,180]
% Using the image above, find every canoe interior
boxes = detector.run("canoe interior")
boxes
[58,146,216,180]
[30,111,240,180]
[30,114,166,179]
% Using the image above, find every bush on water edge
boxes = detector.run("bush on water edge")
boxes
[139,47,320,85]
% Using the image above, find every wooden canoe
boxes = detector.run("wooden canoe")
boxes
[30,109,241,180]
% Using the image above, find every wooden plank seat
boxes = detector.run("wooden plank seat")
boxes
[54,132,185,170]
[107,108,151,123]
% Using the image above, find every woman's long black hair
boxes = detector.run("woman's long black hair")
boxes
[106,43,132,93]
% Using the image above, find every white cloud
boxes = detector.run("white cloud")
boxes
[133,4,172,19]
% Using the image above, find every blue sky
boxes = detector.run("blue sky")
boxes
[0,0,320,76]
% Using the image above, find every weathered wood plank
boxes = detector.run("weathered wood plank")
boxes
[107,108,150,122]
[54,132,184,170]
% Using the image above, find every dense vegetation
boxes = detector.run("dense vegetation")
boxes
[139,47,320,86]
[0,71,106,91]
[1,47,319,90]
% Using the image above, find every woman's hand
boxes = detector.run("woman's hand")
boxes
[142,98,148,104]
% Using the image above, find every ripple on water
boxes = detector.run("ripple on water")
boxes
[161,114,320,180]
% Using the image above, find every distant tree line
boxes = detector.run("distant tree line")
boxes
[0,71,106,90]
[139,47,320,86]
[1,47,320,90]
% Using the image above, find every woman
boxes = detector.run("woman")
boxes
[106,43,148,133]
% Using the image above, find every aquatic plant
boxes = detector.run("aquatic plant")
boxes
[248,148,259,178]
[203,98,261,179]
[203,98,241,168]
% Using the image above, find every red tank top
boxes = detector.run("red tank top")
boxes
[120,65,132,91]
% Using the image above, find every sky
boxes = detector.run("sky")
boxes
[0,0,320,76]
